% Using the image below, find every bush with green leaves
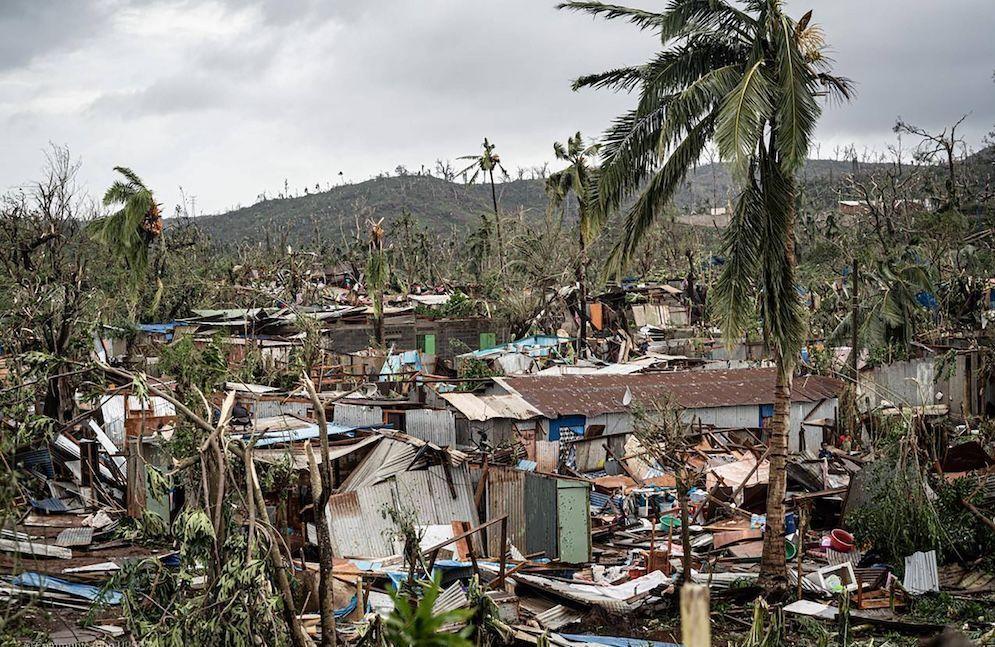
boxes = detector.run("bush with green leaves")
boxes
[844,434,943,567]
[381,575,474,647]
[106,509,287,647]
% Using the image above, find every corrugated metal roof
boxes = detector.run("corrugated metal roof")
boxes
[440,393,541,421]
[405,409,457,447]
[904,550,939,594]
[497,369,842,418]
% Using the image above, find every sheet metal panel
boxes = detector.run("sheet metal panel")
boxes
[340,438,418,491]
[333,402,384,427]
[485,466,526,557]
[525,473,558,559]
[326,485,401,558]
[394,463,479,529]
[405,409,457,447]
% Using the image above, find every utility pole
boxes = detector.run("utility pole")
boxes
[850,257,859,387]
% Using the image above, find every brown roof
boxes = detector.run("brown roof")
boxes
[497,368,842,418]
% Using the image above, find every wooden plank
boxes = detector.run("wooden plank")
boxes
[680,584,711,647]
[0,538,72,559]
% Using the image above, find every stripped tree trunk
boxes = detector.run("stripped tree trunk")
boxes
[489,169,504,266]
[576,226,588,357]
[759,352,793,590]
[303,375,337,647]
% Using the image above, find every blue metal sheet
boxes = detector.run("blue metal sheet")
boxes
[12,572,122,605]
[29,497,68,513]
[243,423,359,447]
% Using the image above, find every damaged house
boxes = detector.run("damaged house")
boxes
[471,368,843,471]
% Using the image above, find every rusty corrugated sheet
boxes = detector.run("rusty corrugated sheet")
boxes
[500,368,842,418]
[394,463,479,529]
[405,409,457,447]
[485,466,526,557]
[326,486,400,558]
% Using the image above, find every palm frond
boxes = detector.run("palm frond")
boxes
[756,155,806,363]
[606,114,715,276]
[572,66,644,92]
[111,165,145,188]
[715,58,774,175]
[712,183,764,342]
[656,0,757,43]
[771,12,820,172]
[557,2,662,31]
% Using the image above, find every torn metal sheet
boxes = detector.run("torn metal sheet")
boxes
[0,538,72,559]
[534,604,586,630]
[904,550,940,594]
[55,527,94,548]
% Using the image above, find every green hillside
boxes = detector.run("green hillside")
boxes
[180,157,907,246]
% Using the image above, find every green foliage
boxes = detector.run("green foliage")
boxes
[910,591,995,626]
[844,444,944,566]
[257,455,295,495]
[382,574,474,647]
[108,510,286,647]
[89,166,161,277]
[413,291,479,319]
[933,476,995,566]
[158,333,229,395]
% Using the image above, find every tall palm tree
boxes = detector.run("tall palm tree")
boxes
[458,138,509,265]
[546,132,603,355]
[90,166,161,276]
[560,0,851,590]
[366,218,389,347]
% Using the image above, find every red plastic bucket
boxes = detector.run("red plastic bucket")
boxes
[829,529,855,553]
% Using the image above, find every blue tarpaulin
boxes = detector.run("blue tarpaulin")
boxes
[335,595,357,618]
[242,422,359,448]
[11,572,122,605]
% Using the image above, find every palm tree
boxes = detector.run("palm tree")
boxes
[458,138,509,265]
[559,0,851,590]
[366,218,389,347]
[90,166,161,276]
[546,132,603,355]
[831,258,933,357]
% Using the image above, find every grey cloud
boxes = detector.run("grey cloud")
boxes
[1,0,994,215]
[0,1,113,71]
[86,75,230,118]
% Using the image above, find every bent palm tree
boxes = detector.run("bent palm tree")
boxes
[560,0,851,590]
[458,138,509,265]
[546,132,603,355]
[831,258,933,354]
[90,166,161,275]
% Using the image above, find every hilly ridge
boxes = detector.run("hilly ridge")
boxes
[182,157,900,246]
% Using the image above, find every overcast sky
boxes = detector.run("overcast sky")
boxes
[2,0,993,215]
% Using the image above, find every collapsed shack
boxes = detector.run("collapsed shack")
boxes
[6,352,995,645]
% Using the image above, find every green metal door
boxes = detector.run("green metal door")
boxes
[556,479,591,563]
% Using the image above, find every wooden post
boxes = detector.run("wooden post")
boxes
[680,584,711,647]
[126,436,147,518]
[796,504,807,601]
[498,516,508,588]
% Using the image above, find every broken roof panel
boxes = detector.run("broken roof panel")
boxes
[440,392,541,421]
[497,368,842,418]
